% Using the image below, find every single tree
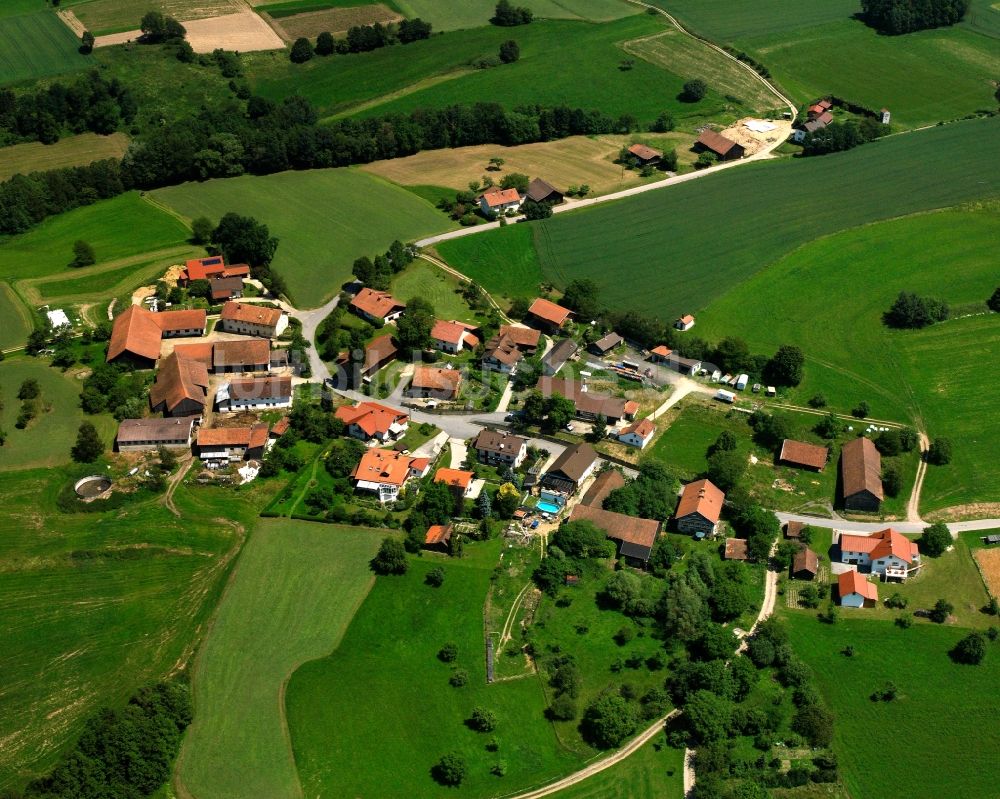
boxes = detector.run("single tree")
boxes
[589,413,607,442]
[157,446,178,472]
[211,213,278,267]
[581,692,639,748]
[432,753,468,786]
[852,401,871,419]
[499,172,530,193]
[920,522,951,557]
[476,489,493,519]
[396,296,435,351]
[190,216,214,244]
[290,37,314,63]
[80,30,95,53]
[17,378,40,400]
[71,421,104,462]
[425,566,445,587]
[548,694,577,720]
[521,198,552,220]
[469,706,498,732]
[765,344,805,386]
[682,78,708,101]
[371,537,408,574]
[929,598,954,623]
[927,437,952,465]
[315,31,335,56]
[952,632,987,665]
[438,642,459,662]
[881,460,902,497]
[72,239,96,267]
[498,39,520,63]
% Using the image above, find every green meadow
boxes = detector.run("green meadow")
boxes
[176,519,382,799]
[286,542,581,798]
[151,169,453,307]
[549,737,684,799]
[390,259,480,323]
[435,224,544,302]
[784,614,1000,799]
[0,10,85,85]
[439,116,1000,320]
[0,284,32,351]
[696,206,1000,514]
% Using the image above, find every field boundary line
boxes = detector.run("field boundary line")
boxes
[141,192,195,227]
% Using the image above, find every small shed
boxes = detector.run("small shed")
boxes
[791,547,819,580]
[525,178,564,205]
[695,130,745,161]
[588,332,624,356]
[784,520,804,540]
[724,537,748,561]
[627,143,662,166]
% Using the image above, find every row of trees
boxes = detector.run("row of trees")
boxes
[883,290,949,328]
[861,0,969,34]
[801,117,889,156]
[290,19,433,62]
[492,0,534,26]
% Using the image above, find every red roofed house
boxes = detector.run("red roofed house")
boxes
[627,143,662,166]
[350,288,406,324]
[695,130,745,161]
[839,570,878,608]
[107,305,206,366]
[526,298,572,333]
[478,187,522,215]
[425,524,453,552]
[724,538,748,561]
[219,301,287,338]
[674,314,695,332]
[617,418,656,449]
[807,99,832,119]
[149,351,210,417]
[838,528,921,580]
[779,439,829,471]
[407,366,462,400]
[435,467,476,498]
[179,256,250,285]
[336,401,409,443]
[351,448,426,502]
[497,325,540,353]
[431,319,480,354]
[196,423,268,466]
[482,334,525,374]
[649,345,673,364]
[674,479,725,537]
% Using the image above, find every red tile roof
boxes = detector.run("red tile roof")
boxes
[335,401,408,437]
[425,524,452,545]
[227,375,292,400]
[484,334,523,365]
[839,528,919,564]
[651,345,672,358]
[183,257,249,282]
[678,314,695,325]
[350,288,405,320]
[620,418,655,440]
[411,366,462,397]
[839,570,878,601]
[724,538,748,560]
[480,187,521,208]
[623,400,639,417]
[364,333,399,373]
[213,338,270,370]
[149,351,209,413]
[497,325,540,349]
[435,468,474,490]
[352,448,418,487]
[431,319,479,348]
[155,308,206,333]
[570,504,659,551]
[627,143,662,161]
[270,416,290,436]
[841,437,884,501]
[675,479,724,524]
[220,301,282,327]
[696,130,742,157]
[171,342,214,365]
[793,547,819,575]
[528,298,571,327]
[779,439,829,470]
[107,304,163,362]
[580,469,626,508]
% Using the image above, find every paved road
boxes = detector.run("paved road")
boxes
[774,512,1000,536]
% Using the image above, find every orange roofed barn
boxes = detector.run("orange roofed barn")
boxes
[219,301,286,338]
[779,439,829,471]
[149,351,210,417]
[840,437,883,511]
[695,130,745,161]
[674,479,724,537]
[627,143,662,165]
[106,305,206,366]
[526,298,571,332]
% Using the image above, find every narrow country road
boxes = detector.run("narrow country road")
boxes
[906,431,930,523]
[504,710,680,799]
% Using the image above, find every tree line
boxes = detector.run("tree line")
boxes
[861,0,969,34]
[291,18,433,62]
[801,117,889,156]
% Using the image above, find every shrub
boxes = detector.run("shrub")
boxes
[371,538,407,574]
[682,78,708,101]
[498,39,520,63]
[885,592,908,609]
[929,598,954,623]
[426,566,446,586]
[432,753,467,786]
[438,642,458,662]
[548,694,577,720]
[951,632,987,665]
[896,612,913,628]
[852,401,870,419]
[449,668,469,687]
[927,437,952,465]
[808,393,827,408]
[290,37,314,63]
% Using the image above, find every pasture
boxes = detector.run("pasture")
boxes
[390,0,640,31]
[0,10,86,84]
[254,16,744,124]
[286,542,581,797]
[362,135,644,197]
[549,737,684,799]
[175,519,381,799]
[151,169,452,307]
[0,133,129,183]
[438,116,1000,320]
[696,206,1000,514]
[0,284,32,351]
[0,471,259,788]
[435,224,543,303]
[0,358,115,472]
[0,192,191,283]
[390,260,478,323]
[784,614,1000,799]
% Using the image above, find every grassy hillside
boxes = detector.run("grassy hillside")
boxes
[696,206,1000,514]
[0,285,32,351]
[150,169,453,307]
[0,133,130,182]
[286,543,580,798]
[548,738,684,799]
[176,519,381,799]
[0,10,87,85]
[785,613,1000,799]
[439,116,1000,317]
[0,471,266,788]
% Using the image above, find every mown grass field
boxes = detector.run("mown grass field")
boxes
[0,470,267,788]
[549,737,684,799]
[0,192,191,283]
[0,9,87,84]
[391,0,639,31]
[286,541,581,798]
[435,224,543,303]
[390,259,478,322]
[440,116,1000,319]
[64,0,241,35]
[0,284,32,351]
[150,169,452,307]
[0,358,115,472]
[696,205,1000,514]
[175,519,381,799]
[254,16,744,124]
[0,133,130,182]
[784,613,1000,799]
[258,0,401,18]
[663,0,1000,128]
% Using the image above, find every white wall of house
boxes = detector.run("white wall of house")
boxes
[841,592,866,608]
[477,445,526,468]
[618,431,651,449]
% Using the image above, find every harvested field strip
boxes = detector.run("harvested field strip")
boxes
[0,133,129,183]
[973,541,1000,597]
[66,0,242,35]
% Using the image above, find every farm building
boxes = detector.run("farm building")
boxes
[431,319,480,353]
[197,424,268,467]
[570,504,660,568]
[674,478,724,536]
[106,305,206,366]
[472,429,527,468]
[115,418,194,452]
[210,276,245,302]
[649,345,673,363]
[479,187,523,215]
[351,448,429,502]
[216,375,292,413]
[497,325,540,353]
[791,547,819,580]
[212,338,270,373]
[838,528,920,580]
[156,309,207,339]
[784,520,804,540]
[588,332,623,356]
[840,437,883,511]
[482,334,524,374]
[434,468,475,498]
[335,401,409,443]
[724,538,748,561]
[695,130,745,161]
[807,99,832,119]
[627,143,662,166]
[526,298,572,332]
[535,377,638,423]
[580,469,626,508]
[792,111,834,143]
[338,333,401,383]
[350,288,406,324]
[662,354,703,375]
[838,570,878,608]
[218,302,287,338]
[542,339,579,375]
[674,314,696,331]
[407,366,462,400]
[541,442,598,493]
[779,439,829,471]
[424,524,452,553]
[149,351,210,417]
[525,178,564,205]
[179,256,249,285]
[617,418,655,449]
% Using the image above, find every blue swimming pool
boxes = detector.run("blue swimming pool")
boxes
[537,501,562,514]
